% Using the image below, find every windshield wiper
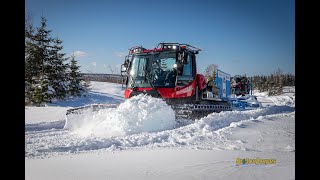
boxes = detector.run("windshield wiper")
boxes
[144,68,155,89]
[127,72,136,89]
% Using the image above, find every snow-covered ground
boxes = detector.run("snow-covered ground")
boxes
[25,81,295,180]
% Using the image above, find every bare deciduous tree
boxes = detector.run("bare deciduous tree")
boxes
[204,64,218,86]
[108,65,115,74]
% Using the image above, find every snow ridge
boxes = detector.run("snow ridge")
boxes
[26,104,294,158]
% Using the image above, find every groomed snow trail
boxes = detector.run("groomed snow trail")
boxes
[25,95,294,158]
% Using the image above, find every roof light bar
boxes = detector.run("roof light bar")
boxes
[157,42,202,52]
[129,46,146,54]
[128,43,202,55]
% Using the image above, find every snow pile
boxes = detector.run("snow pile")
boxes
[64,94,176,137]
[257,95,295,107]
[269,95,295,107]
[253,91,268,97]
[194,105,294,132]
[254,90,295,107]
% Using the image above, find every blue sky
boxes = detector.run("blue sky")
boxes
[26,0,295,76]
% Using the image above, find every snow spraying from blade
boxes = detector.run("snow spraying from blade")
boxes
[64,94,176,137]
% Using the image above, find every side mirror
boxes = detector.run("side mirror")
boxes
[120,64,126,74]
[121,57,130,74]
[124,59,129,67]
[183,52,188,64]
[178,52,183,63]
[178,51,188,64]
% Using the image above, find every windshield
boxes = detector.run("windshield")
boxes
[127,55,151,88]
[127,52,177,88]
[151,52,177,87]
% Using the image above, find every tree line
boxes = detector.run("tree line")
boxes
[248,69,295,95]
[25,16,84,106]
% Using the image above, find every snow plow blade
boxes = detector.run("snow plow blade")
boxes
[65,104,119,129]
[66,104,119,116]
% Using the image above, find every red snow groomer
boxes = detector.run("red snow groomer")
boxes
[119,43,232,119]
[66,43,232,120]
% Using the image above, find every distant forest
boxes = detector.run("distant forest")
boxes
[249,71,295,95]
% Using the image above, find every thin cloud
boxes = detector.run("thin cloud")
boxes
[114,51,127,58]
[73,51,88,57]
[91,62,97,67]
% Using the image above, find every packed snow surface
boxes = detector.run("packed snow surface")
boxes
[25,82,294,158]
[26,105,294,158]
[25,81,295,180]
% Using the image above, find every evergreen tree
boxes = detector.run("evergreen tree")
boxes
[27,16,53,104]
[47,37,69,99]
[68,54,83,96]
[25,16,74,105]
[25,14,36,103]
[31,74,50,104]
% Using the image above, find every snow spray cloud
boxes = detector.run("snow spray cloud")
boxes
[64,94,176,137]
